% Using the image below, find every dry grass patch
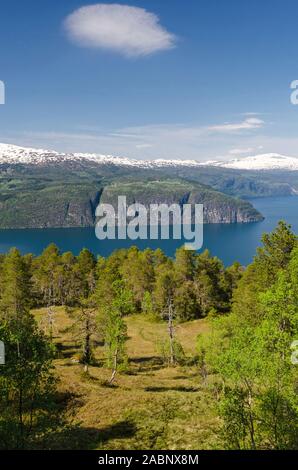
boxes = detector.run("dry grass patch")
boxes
[32,307,220,450]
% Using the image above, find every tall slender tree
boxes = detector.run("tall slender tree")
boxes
[101,280,133,383]
[0,249,56,449]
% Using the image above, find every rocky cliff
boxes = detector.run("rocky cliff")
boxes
[0,163,263,228]
[100,180,263,225]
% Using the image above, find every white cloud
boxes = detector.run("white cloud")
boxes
[64,4,176,57]
[229,145,264,155]
[135,143,153,149]
[207,117,264,133]
[242,112,263,116]
[229,147,254,155]
[15,118,267,160]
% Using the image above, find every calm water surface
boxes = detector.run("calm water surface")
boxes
[0,196,297,266]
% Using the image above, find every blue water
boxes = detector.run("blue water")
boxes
[0,196,297,266]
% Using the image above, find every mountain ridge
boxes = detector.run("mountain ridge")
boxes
[215,153,298,171]
[0,142,264,228]
[1,143,298,171]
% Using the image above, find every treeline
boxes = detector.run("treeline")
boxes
[0,243,242,320]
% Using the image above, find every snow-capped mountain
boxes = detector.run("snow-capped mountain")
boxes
[0,143,206,168]
[213,153,298,171]
[1,143,298,171]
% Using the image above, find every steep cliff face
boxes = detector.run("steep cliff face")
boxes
[100,181,263,225]
[0,173,262,229]
[202,203,261,223]
[0,186,102,229]
[188,190,263,223]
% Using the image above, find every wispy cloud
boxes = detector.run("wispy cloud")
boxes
[22,131,106,142]
[135,143,153,149]
[229,147,254,155]
[8,116,267,160]
[241,112,263,116]
[229,145,264,155]
[64,4,176,58]
[114,117,265,141]
[207,117,264,133]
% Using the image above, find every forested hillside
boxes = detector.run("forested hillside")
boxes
[0,168,263,228]
[0,222,297,449]
[3,145,298,229]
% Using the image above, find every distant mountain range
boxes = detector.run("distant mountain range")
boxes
[1,142,298,229]
[213,153,298,171]
[1,143,298,171]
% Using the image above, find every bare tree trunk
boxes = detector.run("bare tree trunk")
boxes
[82,309,91,373]
[244,379,256,450]
[200,357,208,383]
[109,347,118,384]
[47,306,54,340]
[168,300,175,366]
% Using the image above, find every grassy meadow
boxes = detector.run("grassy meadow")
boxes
[33,307,220,450]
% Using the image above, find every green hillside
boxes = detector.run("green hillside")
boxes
[0,165,263,228]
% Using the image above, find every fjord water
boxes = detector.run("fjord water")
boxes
[0,196,297,266]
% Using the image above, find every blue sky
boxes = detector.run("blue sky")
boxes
[1,0,298,160]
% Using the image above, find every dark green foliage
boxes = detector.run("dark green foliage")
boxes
[0,249,57,449]
[0,230,281,339]
[202,223,298,449]
[255,220,297,285]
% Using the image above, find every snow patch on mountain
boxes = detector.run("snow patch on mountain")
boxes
[0,143,207,168]
[214,153,298,171]
[1,143,298,171]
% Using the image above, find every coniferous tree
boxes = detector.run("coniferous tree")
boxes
[0,249,56,449]
[121,246,155,310]
[69,249,97,372]
[32,244,61,306]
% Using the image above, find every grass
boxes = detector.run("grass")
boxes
[32,307,221,450]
